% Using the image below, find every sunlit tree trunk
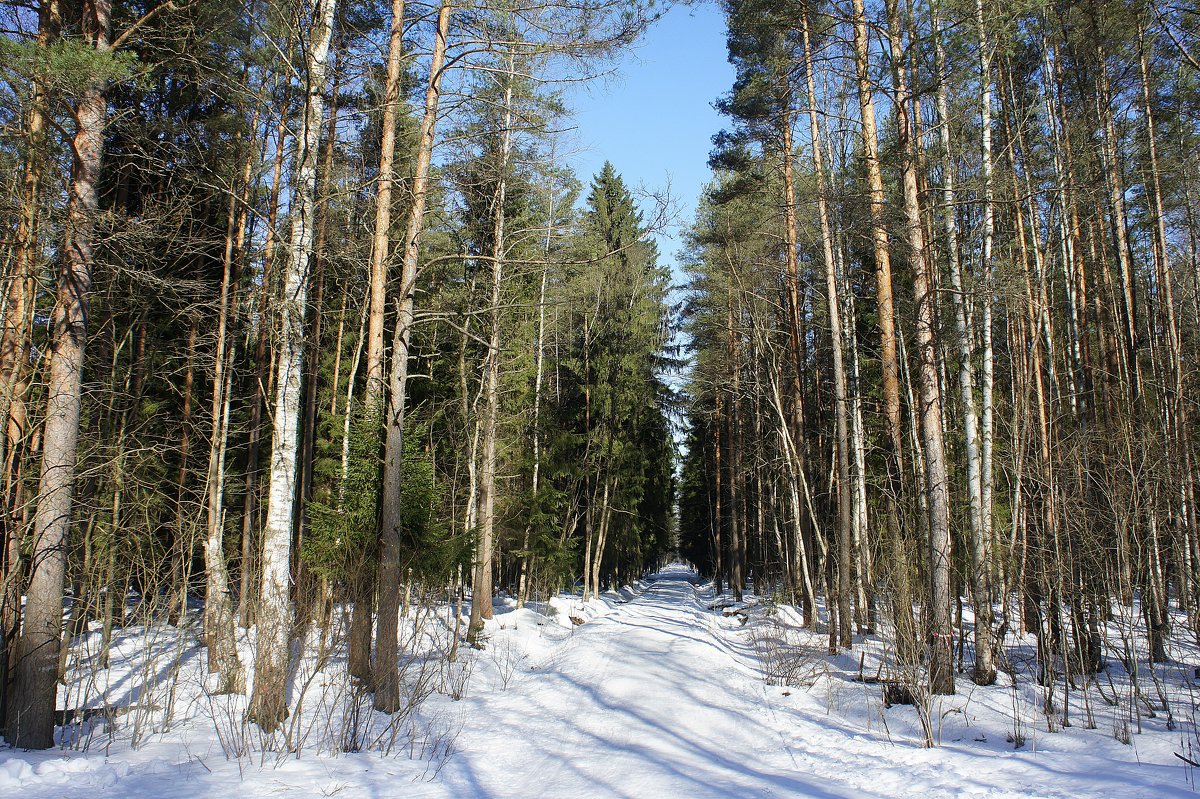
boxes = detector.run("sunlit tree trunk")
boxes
[240,106,291,630]
[249,0,338,732]
[469,56,515,642]
[800,8,851,650]
[0,0,59,734]
[364,0,406,404]
[933,1,994,685]
[374,0,451,712]
[886,0,953,696]
[518,162,558,608]
[5,0,111,749]
[201,120,250,693]
[852,0,906,614]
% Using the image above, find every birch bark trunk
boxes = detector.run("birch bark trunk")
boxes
[933,1,994,685]
[249,0,338,731]
[201,123,248,692]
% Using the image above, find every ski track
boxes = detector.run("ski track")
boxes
[3,565,1193,798]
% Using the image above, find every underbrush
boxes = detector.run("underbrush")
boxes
[732,584,1200,764]
[49,588,471,769]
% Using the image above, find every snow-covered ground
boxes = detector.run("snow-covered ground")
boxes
[2,565,1195,797]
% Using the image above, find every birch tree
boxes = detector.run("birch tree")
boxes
[248,0,338,732]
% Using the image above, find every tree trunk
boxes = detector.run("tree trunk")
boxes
[0,0,59,736]
[933,1,994,685]
[338,288,372,679]
[976,0,997,632]
[346,0,399,666]
[364,0,407,406]
[202,122,250,694]
[248,0,337,732]
[1094,44,1140,404]
[852,1,907,646]
[886,0,954,696]
[851,0,902,469]
[469,57,515,642]
[726,303,744,601]
[518,161,557,609]
[801,8,852,650]
[373,0,451,713]
[5,0,109,749]
[294,46,343,632]
[240,107,291,630]
[170,320,198,622]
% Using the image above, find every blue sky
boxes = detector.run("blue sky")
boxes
[562,2,733,281]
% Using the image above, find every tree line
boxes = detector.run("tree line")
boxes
[680,0,1200,714]
[0,0,675,749]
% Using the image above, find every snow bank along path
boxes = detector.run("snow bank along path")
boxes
[3,564,1192,798]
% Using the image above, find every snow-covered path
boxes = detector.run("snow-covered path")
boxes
[417,565,1188,798]
[4,564,1192,798]
[424,565,843,798]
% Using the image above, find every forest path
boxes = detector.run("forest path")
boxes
[419,565,1189,799]
[422,565,861,798]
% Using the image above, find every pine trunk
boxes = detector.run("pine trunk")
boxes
[374,0,451,712]
[5,0,108,748]
[886,0,954,696]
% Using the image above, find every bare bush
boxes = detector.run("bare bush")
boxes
[750,621,828,687]
[489,636,529,690]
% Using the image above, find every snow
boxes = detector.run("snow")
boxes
[2,565,1195,797]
